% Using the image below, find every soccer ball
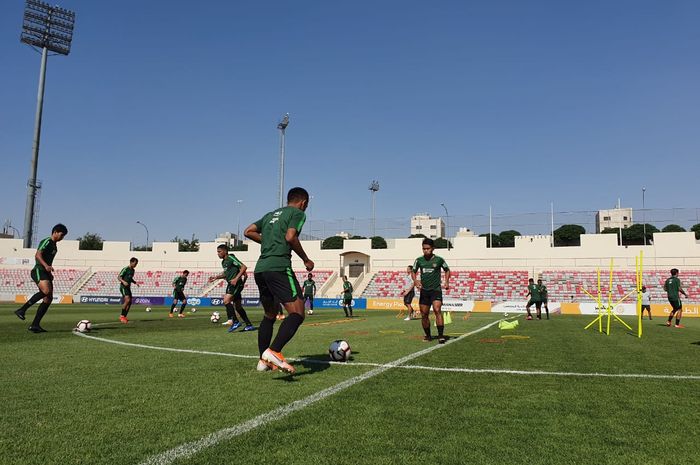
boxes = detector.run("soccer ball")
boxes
[504,312,509,317]
[328,340,351,362]
[210,311,220,324]
[307,309,314,315]
[190,307,197,313]
[145,307,152,312]
[75,320,92,333]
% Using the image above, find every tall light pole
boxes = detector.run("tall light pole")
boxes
[369,180,380,237]
[20,0,76,248]
[136,221,149,250]
[440,203,450,250]
[642,187,646,245]
[236,199,243,244]
[277,113,289,208]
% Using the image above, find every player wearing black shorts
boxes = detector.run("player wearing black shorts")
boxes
[118,257,140,323]
[537,279,549,320]
[664,268,688,328]
[341,275,353,318]
[401,265,416,320]
[208,244,254,332]
[525,278,542,320]
[169,270,189,318]
[640,286,652,320]
[302,273,316,314]
[244,187,313,374]
[411,238,450,343]
[14,224,68,333]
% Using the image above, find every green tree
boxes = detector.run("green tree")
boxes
[349,235,367,240]
[554,224,586,246]
[662,224,686,233]
[434,237,453,249]
[479,233,500,247]
[132,245,151,251]
[321,236,345,249]
[408,234,427,239]
[77,232,103,250]
[232,244,248,251]
[691,223,700,240]
[625,223,659,245]
[172,234,200,252]
[497,230,521,248]
[371,236,387,249]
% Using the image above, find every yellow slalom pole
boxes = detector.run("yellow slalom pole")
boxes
[607,258,613,335]
[638,251,644,338]
[597,268,603,333]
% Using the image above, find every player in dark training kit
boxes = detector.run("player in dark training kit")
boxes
[118,258,140,323]
[208,244,254,332]
[14,224,68,333]
[169,270,189,318]
[537,279,549,320]
[411,238,451,344]
[664,268,689,328]
[302,273,316,314]
[341,275,354,317]
[244,187,314,374]
[525,278,541,320]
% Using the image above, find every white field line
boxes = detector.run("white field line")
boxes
[135,318,503,465]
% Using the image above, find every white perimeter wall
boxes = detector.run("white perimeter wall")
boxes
[1,232,698,275]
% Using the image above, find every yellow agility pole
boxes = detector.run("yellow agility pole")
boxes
[607,258,613,335]
[584,267,605,332]
[636,251,644,338]
[585,258,635,335]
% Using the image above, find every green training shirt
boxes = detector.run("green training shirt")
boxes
[253,206,306,273]
[35,237,58,268]
[119,267,136,286]
[303,279,316,296]
[538,284,548,300]
[664,276,682,300]
[343,281,353,297]
[412,255,449,291]
[222,254,243,282]
[527,283,541,301]
[173,275,187,291]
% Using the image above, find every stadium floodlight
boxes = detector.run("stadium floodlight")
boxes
[277,113,290,208]
[136,221,149,249]
[441,203,450,250]
[20,0,76,248]
[642,187,646,245]
[369,181,380,237]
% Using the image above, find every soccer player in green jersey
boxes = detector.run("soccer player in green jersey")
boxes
[664,268,688,328]
[302,273,316,315]
[208,244,254,332]
[244,187,314,374]
[341,275,354,318]
[537,279,549,320]
[118,257,140,323]
[411,238,451,344]
[525,278,541,320]
[169,270,189,318]
[14,224,68,333]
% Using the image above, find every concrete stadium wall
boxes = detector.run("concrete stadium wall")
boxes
[1,232,698,274]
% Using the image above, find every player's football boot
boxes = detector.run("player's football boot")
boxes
[243,325,255,331]
[228,321,242,332]
[674,324,685,329]
[14,309,26,320]
[168,313,174,318]
[665,321,672,327]
[256,359,279,372]
[178,313,185,318]
[423,335,432,342]
[438,335,447,344]
[28,326,47,333]
[119,316,129,324]
[261,349,295,374]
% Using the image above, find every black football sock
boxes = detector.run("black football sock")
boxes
[676,318,681,325]
[18,291,45,313]
[437,325,444,337]
[258,316,275,356]
[423,325,431,338]
[236,306,252,326]
[270,313,304,353]
[121,307,129,317]
[31,302,50,327]
[349,306,353,317]
[180,303,186,314]
[225,303,239,322]
[343,306,349,317]
[169,303,176,313]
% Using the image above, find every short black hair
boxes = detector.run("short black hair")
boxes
[183,270,189,275]
[671,268,679,275]
[52,224,68,234]
[217,243,229,251]
[287,187,309,203]
[529,278,534,283]
[422,238,434,247]
[130,257,138,264]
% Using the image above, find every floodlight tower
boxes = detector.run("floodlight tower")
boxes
[20,0,76,248]
[277,113,290,208]
[369,180,380,237]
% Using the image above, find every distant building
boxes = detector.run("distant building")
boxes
[410,214,445,239]
[456,227,475,237]
[596,208,633,233]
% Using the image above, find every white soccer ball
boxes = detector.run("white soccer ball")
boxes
[307,309,314,315]
[75,320,92,333]
[504,312,509,317]
[329,339,351,362]
[190,307,197,313]
[210,311,220,324]
[145,307,152,312]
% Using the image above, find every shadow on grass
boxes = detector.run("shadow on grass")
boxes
[691,341,700,346]
[273,352,362,382]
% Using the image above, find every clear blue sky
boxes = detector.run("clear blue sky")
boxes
[2,0,699,244]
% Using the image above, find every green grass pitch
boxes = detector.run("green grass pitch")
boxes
[2,303,698,465]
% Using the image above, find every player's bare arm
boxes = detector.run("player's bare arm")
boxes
[444,270,451,290]
[286,228,314,271]
[231,263,247,285]
[244,224,262,244]
[36,249,53,273]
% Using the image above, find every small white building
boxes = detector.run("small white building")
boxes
[410,214,445,239]
[596,208,633,233]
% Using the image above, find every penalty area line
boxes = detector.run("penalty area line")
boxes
[135,318,503,465]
